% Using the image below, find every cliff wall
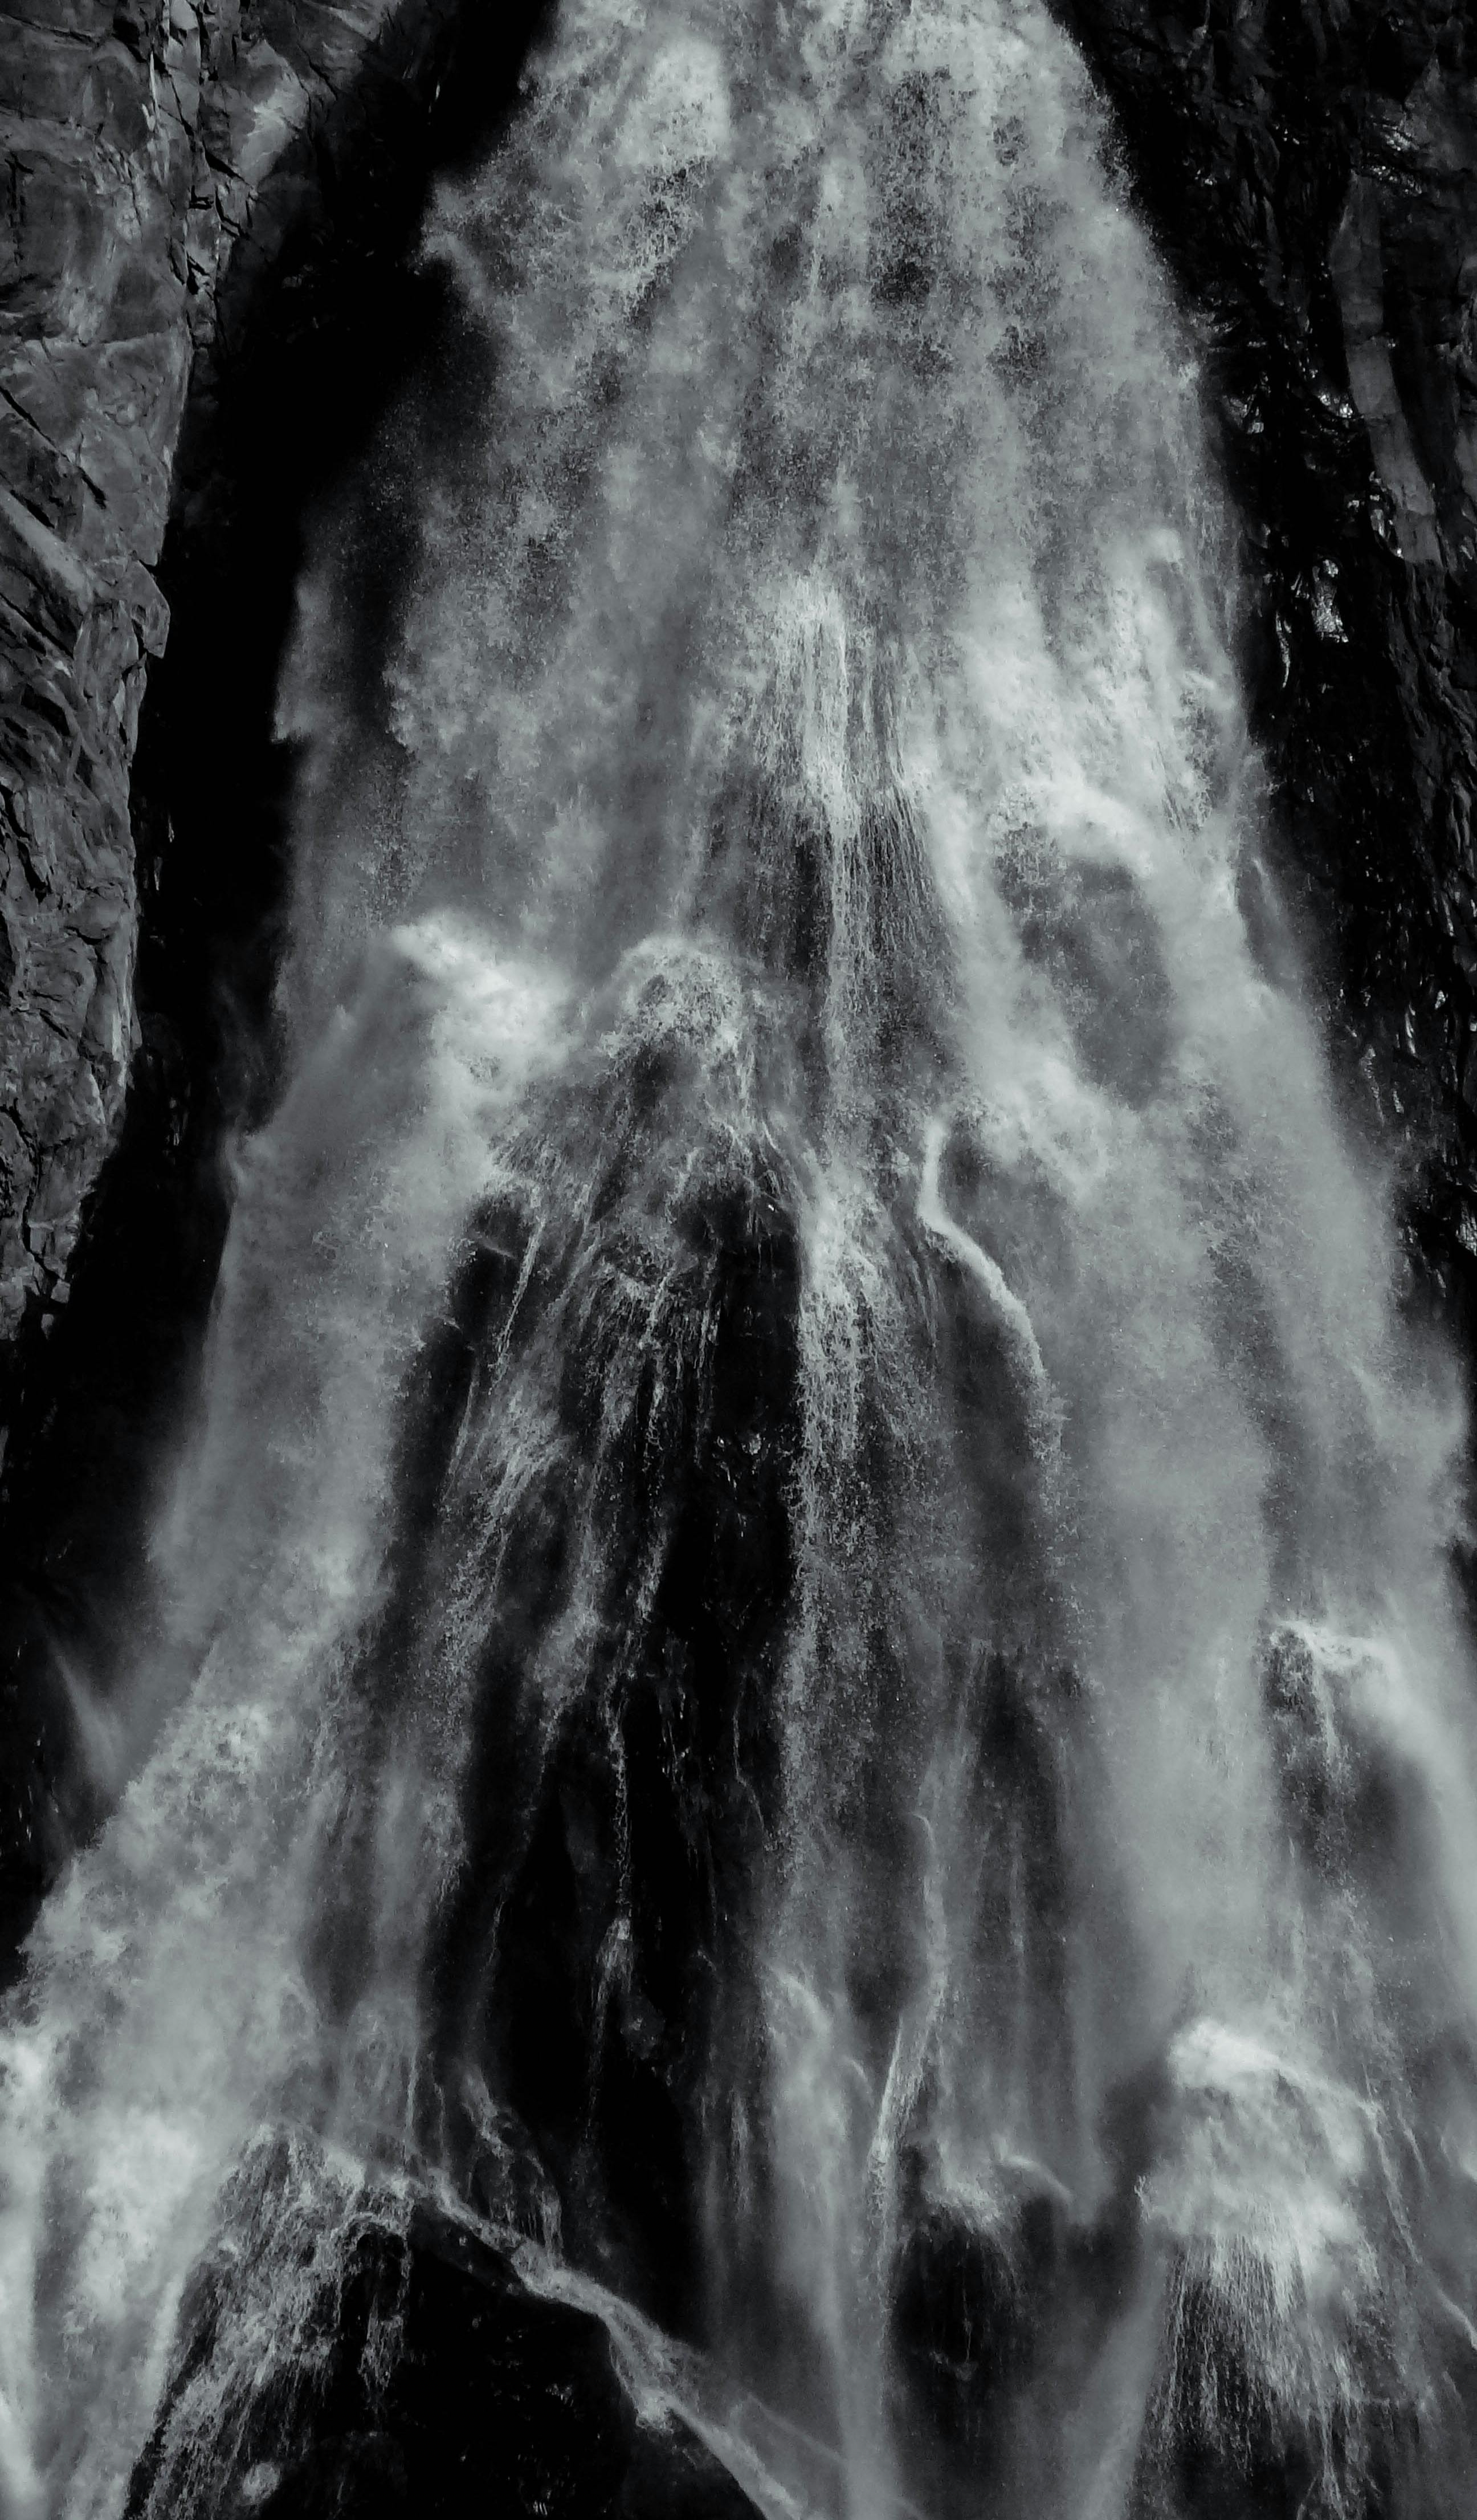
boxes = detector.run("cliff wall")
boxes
[0,0,464,1425]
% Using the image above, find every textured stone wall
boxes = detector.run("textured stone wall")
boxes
[0,0,425,1431]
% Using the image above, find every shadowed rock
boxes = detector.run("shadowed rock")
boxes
[125,2175,761,2520]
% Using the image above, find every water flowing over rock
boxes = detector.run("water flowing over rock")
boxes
[5,2,1477,2518]
[0,0,480,1400]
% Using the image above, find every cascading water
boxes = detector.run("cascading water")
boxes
[5,1,1477,2514]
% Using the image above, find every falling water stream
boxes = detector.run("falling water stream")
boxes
[6,1,1477,2514]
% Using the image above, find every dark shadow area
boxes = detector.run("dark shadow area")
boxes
[0,0,553,1967]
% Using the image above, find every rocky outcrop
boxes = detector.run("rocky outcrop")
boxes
[125,2168,765,2520]
[1056,0,1477,1296]
[0,0,471,1431]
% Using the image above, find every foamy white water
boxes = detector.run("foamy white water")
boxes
[3,1,1476,2514]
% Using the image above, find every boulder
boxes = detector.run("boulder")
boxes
[125,2181,764,2520]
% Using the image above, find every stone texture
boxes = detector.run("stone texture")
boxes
[1055,0,1477,1289]
[0,0,418,1412]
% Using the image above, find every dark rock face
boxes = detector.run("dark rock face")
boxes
[1054,0,1477,1293]
[0,0,540,1447]
[0,0,418,1381]
[1126,2248,1405,2520]
[124,2154,761,2520]
[306,1003,801,2348]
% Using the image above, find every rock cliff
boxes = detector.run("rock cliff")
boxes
[0,0,468,1428]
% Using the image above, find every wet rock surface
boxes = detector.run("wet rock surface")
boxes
[1055,0,1477,1294]
[307,1036,801,2346]
[125,2183,762,2520]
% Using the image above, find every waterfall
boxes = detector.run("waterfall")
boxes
[5,0,1477,2514]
